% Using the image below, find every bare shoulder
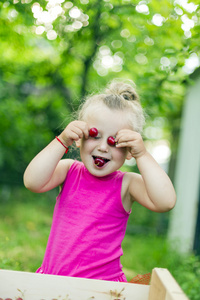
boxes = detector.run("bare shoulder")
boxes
[123,172,142,189]
[58,158,75,169]
[39,159,75,193]
[56,159,75,180]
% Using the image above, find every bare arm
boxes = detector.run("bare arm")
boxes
[23,121,89,193]
[116,129,176,212]
[133,151,176,212]
[23,139,73,193]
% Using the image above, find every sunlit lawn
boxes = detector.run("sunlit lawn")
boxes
[0,187,200,299]
[0,192,53,272]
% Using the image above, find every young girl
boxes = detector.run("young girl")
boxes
[24,80,176,282]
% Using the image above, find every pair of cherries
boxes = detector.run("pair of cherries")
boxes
[89,127,116,167]
[89,127,116,146]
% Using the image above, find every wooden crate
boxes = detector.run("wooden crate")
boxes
[0,268,189,300]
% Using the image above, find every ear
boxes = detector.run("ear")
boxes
[75,139,81,148]
[126,152,132,160]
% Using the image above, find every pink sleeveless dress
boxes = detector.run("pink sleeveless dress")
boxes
[37,160,131,281]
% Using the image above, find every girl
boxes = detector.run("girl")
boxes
[24,80,176,282]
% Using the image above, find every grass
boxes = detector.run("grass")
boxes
[0,188,55,272]
[122,235,200,300]
[0,187,200,299]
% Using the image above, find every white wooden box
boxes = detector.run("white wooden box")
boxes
[0,268,189,300]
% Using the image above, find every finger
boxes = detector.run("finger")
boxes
[69,131,82,141]
[70,126,84,139]
[83,125,90,139]
[116,141,135,148]
[116,132,141,144]
[115,131,133,142]
[74,121,89,139]
[116,135,134,145]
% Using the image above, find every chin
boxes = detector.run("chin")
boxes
[89,168,110,177]
[90,164,118,178]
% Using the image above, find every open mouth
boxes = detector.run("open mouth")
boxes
[92,156,110,167]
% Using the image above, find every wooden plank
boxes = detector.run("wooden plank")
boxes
[148,268,189,300]
[0,269,149,300]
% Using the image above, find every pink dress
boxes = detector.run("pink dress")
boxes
[37,160,131,281]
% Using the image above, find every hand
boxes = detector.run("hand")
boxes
[58,121,89,147]
[115,129,146,159]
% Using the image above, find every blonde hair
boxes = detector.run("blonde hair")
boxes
[77,79,145,133]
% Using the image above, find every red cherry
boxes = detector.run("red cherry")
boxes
[94,157,105,167]
[89,127,98,137]
[107,136,116,146]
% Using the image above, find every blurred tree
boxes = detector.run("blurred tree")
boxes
[0,0,199,184]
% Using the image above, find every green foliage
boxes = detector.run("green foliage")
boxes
[172,255,200,300]
[122,234,200,300]
[0,0,200,184]
[0,187,56,271]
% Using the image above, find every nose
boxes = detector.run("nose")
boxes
[97,139,109,153]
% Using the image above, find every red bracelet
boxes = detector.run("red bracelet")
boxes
[55,136,69,154]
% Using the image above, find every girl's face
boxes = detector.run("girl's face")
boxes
[77,105,131,177]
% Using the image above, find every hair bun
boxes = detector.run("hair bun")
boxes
[77,78,144,134]
[105,79,139,102]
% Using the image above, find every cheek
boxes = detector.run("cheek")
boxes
[81,139,96,152]
[113,147,127,160]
